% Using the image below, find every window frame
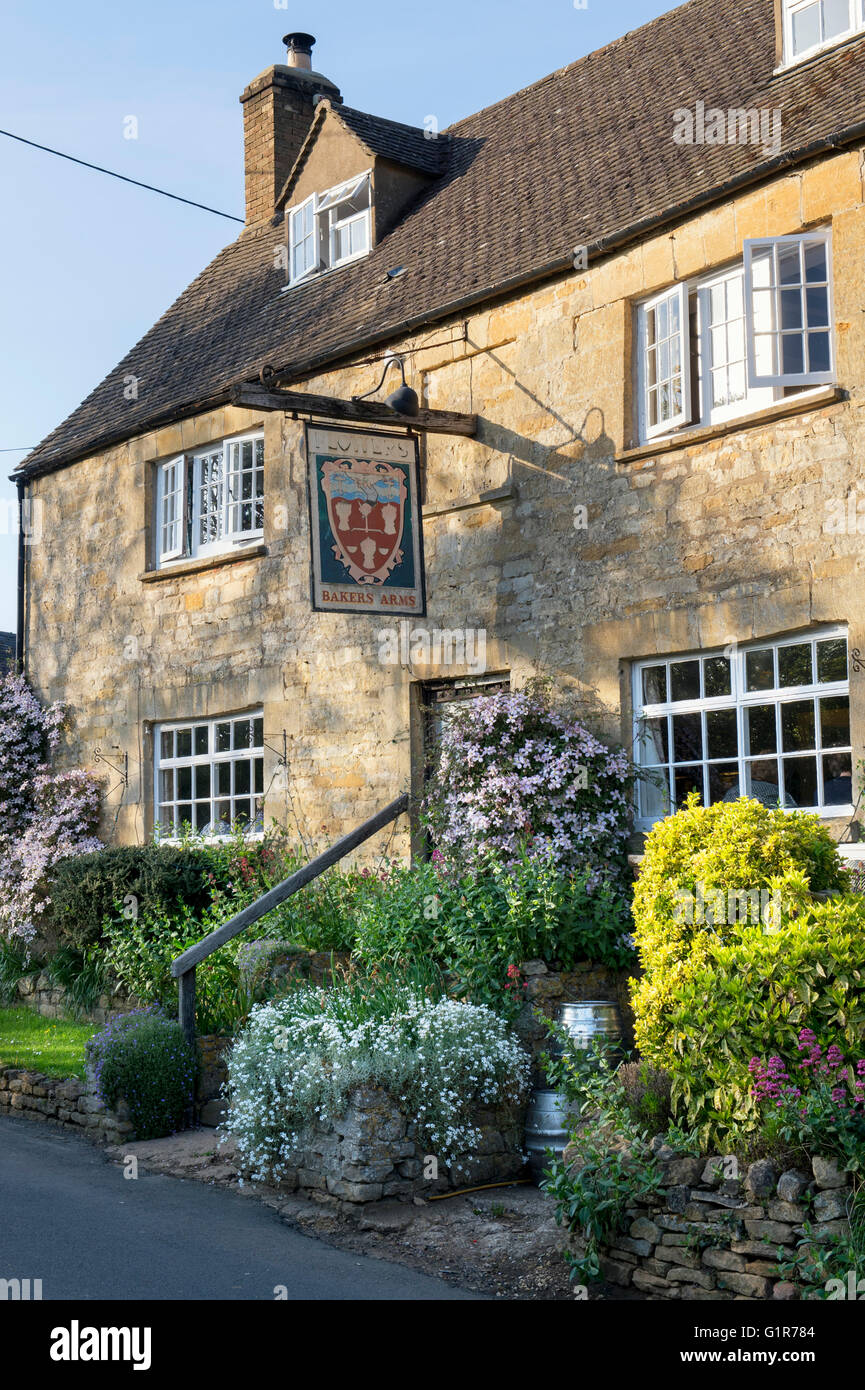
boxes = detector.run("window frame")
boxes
[154,711,266,841]
[286,171,372,286]
[781,0,864,66]
[636,230,834,443]
[289,193,320,285]
[632,626,852,829]
[743,231,835,389]
[156,456,186,563]
[154,431,264,570]
[637,282,692,440]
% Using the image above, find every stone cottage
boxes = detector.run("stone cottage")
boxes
[14,1,865,864]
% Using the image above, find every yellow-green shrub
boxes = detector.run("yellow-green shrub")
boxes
[631,794,849,1067]
[661,897,865,1147]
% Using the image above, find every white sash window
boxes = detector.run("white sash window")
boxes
[782,0,864,64]
[287,172,372,286]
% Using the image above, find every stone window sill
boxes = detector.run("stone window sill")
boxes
[140,543,267,584]
[616,385,843,465]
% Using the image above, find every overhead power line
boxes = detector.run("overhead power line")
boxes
[0,128,244,223]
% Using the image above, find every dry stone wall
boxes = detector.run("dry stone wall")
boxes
[584,1146,853,1300]
[0,1066,134,1145]
[261,1083,526,1203]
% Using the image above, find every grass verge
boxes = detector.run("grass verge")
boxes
[0,1006,95,1079]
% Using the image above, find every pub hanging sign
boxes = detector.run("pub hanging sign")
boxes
[306,424,426,616]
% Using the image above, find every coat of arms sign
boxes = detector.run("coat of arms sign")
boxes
[306,424,426,614]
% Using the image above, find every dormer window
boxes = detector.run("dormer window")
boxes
[781,0,865,65]
[288,171,372,285]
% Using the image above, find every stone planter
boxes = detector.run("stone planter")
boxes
[249,1083,527,1203]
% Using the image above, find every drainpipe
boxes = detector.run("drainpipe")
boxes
[16,476,26,674]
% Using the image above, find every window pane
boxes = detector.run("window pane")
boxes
[673,766,703,809]
[159,769,174,802]
[708,762,740,804]
[746,704,777,755]
[176,729,192,758]
[234,800,252,826]
[823,0,850,38]
[783,756,817,808]
[706,708,738,759]
[639,771,670,820]
[704,656,731,697]
[805,286,829,327]
[160,730,173,759]
[642,665,667,704]
[672,712,703,763]
[195,726,209,755]
[671,660,700,702]
[781,334,804,375]
[637,717,669,764]
[177,804,193,828]
[817,638,847,682]
[781,289,803,330]
[820,695,850,748]
[746,649,775,691]
[804,240,828,283]
[178,767,192,801]
[823,752,853,805]
[195,765,211,798]
[253,717,264,748]
[808,332,831,373]
[778,642,813,687]
[234,720,251,751]
[781,699,815,751]
[235,761,251,796]
[254,759,264,795]
[218,763,232,795]
[216,722,231,752]
[744,760,783,805]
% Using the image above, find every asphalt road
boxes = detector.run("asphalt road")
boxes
[0,1117,480,1301]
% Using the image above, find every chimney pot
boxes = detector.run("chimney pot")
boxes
[283,32,315,70]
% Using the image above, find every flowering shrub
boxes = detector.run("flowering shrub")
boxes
[0,717,102,945]
[225,981,530,1182]
[422,684,634,883]
[87,1007,196,1140]
[0,673,64,839]
[750,1028,865,1173]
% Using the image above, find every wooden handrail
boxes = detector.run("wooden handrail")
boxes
[171,793,409,1046]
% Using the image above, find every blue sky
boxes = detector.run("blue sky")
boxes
[0,0,675,634]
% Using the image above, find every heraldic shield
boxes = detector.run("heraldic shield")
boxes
[321,457,407,585]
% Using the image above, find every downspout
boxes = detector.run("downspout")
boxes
[15,475,26,674]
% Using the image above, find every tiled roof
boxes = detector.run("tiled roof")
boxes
[19,0,865,476]
[333,105,446,177]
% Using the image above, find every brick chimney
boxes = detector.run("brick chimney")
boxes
[240,33,341,226]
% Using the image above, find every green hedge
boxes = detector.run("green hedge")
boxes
[47,845,222,950]
[662,898,865,1147]
[631,793,849,1066]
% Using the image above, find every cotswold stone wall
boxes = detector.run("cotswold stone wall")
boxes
[584,1148,852,1301]
[263,1083,526,1204]
[23,149,865,854]
[0,1066,134,1145]
[14,971,133,1026]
